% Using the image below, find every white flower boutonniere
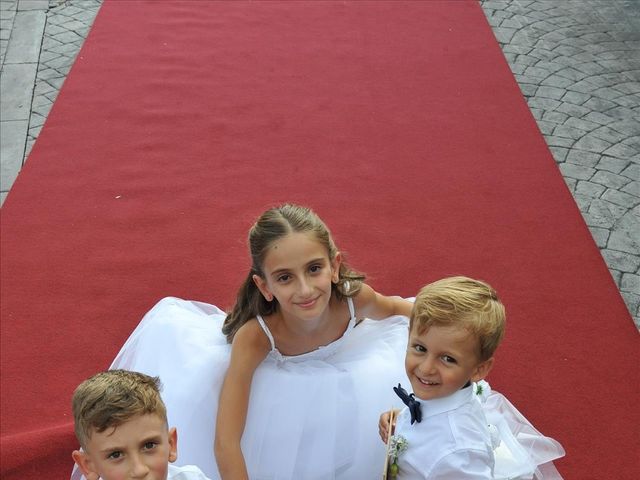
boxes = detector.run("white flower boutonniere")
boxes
[387,434,408,478]
[474,380,492,404]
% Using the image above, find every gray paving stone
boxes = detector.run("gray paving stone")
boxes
[604,105,637,120]
[564,116,601,132]
[576,180,606,198]
[610,269,623,284]
[556,66,591,82]
[621,273,640,294]
[602,188,639,208]
[621,164,640,181]
[602,249,640,273]
[561,90,591,106]
[0,63,37,120]
[573,135,613,154]
[622,181,640,197]
[518,83,538,97]
[621,293,640,320]
[587,199,628,228]
[555,102,591,117]
[17,0,48,11]
[573,62,608,76]
[537,120,556,135]
[0,119,27,191]
[563,177,577,192]
[574,193,593,211]
[603,143,637,160]
[608,120,640,136]
[553,124,585,140]
[545,135,574,148]
[622,135,640,151]
[542,110,569,123]
[548,146,569,162]
[589,125,629,144]
[3,10,45,63]
[528,96,562,111]
[588,226,610,248]
[592,170,631,190]
[51,30,82,44]
[566,149,600,167]
[536,85,565,100]
[597,156,632,175]
[583,96,619,112]
[560,162,595,181]
[528,107,544,121]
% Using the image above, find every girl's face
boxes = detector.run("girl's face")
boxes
[405,323,493,401]
[253,232,341,323]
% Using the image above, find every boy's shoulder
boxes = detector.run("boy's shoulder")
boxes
[168,464,212,480]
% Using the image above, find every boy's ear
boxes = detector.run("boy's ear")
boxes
[470,357,494,382]
[252,274,273,302]
[331,252,342,283]
[168,427,178,463]
[72,450,100,480]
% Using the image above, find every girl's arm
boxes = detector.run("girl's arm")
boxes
[214,320,270,480]
[354,283,413,320]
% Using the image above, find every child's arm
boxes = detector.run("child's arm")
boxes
[354,283,413,320]
[214,320,270,480]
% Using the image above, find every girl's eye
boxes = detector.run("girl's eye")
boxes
[277,274,291,283]
[143,442,157,451]
[413,344,426,353]
[309,264,321,273]
[107,451,123,460]
[442,355,457,364]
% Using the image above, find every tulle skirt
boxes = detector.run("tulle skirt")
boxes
[108,297,410,479]
[483,388,565,480]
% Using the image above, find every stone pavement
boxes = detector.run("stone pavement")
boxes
[0,0,638,327]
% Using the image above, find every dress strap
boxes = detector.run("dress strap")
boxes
[347,297,356,325]
[256,315,276,351]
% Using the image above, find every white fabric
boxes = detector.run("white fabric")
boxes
[93,296,411,479]
[391,383,565,479]
[481,389,565,480]
[168,464,212,480]
[70,462,210,480]
[394,385,495,479]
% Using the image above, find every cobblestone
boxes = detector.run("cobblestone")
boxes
[481,0,640,326]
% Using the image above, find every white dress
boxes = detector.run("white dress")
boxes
[92,296,411,479]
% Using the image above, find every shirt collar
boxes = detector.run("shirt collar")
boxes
[419,384,475,418]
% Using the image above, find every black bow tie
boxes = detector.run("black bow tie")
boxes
[393,383,422,424]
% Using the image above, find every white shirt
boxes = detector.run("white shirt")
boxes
[394,386,494,479]
[168,464,211,480]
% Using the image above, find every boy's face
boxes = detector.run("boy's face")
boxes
[405,322,493,401]
[72,413,177,480]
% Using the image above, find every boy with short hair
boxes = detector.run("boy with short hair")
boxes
[71,369,210,480]
[379,276,564,479]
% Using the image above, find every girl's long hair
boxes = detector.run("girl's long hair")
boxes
[222,204,364,343]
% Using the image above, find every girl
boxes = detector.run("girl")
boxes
[88,204,413,480]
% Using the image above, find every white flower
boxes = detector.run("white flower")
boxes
[389,434,409,461]
[474,380,492,403]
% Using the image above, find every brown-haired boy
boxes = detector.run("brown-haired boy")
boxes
[71,369,210,480]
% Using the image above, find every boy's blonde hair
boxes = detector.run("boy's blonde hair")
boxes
[410,276,506,361]
[72,369,167,449]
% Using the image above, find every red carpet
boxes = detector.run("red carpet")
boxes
[1,1,637,478]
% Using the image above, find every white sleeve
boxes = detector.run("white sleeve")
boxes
[429,449,493,479]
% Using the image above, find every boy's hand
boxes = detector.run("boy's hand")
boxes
[378,409,399,443]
